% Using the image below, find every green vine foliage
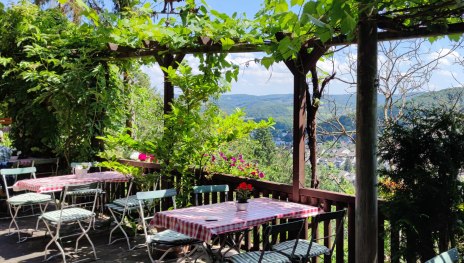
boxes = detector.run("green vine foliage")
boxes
[378,106,464,261]
[0,3,159,165]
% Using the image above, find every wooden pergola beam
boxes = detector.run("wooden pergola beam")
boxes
[105,22,464,59]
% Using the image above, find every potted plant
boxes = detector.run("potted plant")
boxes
[75,162,91,178]
[235,182,253,211]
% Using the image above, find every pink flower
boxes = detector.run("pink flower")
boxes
[138,153,147,161]
[211,155,216,162]
[259,172,265,178]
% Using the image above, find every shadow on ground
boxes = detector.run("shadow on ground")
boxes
[0,212,179,263]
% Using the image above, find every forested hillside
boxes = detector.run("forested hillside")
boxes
[215,87,464,141]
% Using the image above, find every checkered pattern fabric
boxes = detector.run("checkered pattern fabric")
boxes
[272,239,331,259]
[13,171,129,193]
[229,251,291,263]
[40,207,95,223]
[149,229,198,245]
[151,198,320,242]
[112,195,139,207]
[7,192,52,205]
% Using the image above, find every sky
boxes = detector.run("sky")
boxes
[140,0,464,95]
[1,0,463,95]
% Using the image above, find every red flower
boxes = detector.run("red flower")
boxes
[236,182,253,202]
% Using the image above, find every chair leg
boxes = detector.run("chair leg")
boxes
[43,220,67,263]
[107,208,133,250]
[35,202,49,231]
[8,205,28,242]
[76,220,98,260]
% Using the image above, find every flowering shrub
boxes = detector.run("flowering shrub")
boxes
[235,182,253,203]
[206,152,265,179]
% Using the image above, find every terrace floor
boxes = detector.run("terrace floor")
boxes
[0,207,211,263]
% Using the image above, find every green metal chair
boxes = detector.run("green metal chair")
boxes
[40,182,100,262]
[425,248,460,263]
[228,219,306,263]
[1,167,52,242]
[193,184,229,206]
[272,209,346,263]
[137,189,205,263]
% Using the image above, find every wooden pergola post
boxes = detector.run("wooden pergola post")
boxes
[355,1,378,262]
[283,48,311,202]
[154,53,185,113]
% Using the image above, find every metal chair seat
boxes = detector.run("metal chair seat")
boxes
[149,229,198,245]
[40,207,94,223]
[229,251,291,263]
[105,203,138,213]
[112,195,139,207]
[8,192,51,205]
[272,240,331,259]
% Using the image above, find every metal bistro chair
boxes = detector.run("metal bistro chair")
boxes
[272,209,347,263]
[40,182,100,263]
[32,157,59,176]
[228,219,306,263]
[106,178,141,250]
[70,162,104,214]
[1,167,52,242]
[193,184,229,206]
[425,248,460,263]
[137,189,205,263]
[193,184,240,258]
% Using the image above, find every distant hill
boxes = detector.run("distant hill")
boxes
[407,87,464,108]
[215,87,464,133]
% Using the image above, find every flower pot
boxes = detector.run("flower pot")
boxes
[75,168,88,179]
[236,201,248,211]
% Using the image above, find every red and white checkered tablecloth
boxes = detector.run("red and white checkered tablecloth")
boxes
[13,171,129,193]
[151,197,320,242]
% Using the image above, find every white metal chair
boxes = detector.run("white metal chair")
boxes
[106,179,141,250]
[40,182,100,262]
[0,167,52,242]
[137,189,206,262]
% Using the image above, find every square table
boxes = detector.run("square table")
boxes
[151,197,320,243]
[13,171,129,193]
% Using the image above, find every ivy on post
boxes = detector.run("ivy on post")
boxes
[276,33,311,202]
[153,53,186,114]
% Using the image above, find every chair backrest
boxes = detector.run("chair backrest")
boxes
[32,157,59,176]
[61,182,100,212]
[136,189,177,240]
[306,209,347,260]
[261,219,305,262]
[0,167,36,199]
[192,184,229,206]
[425,248,460,263]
